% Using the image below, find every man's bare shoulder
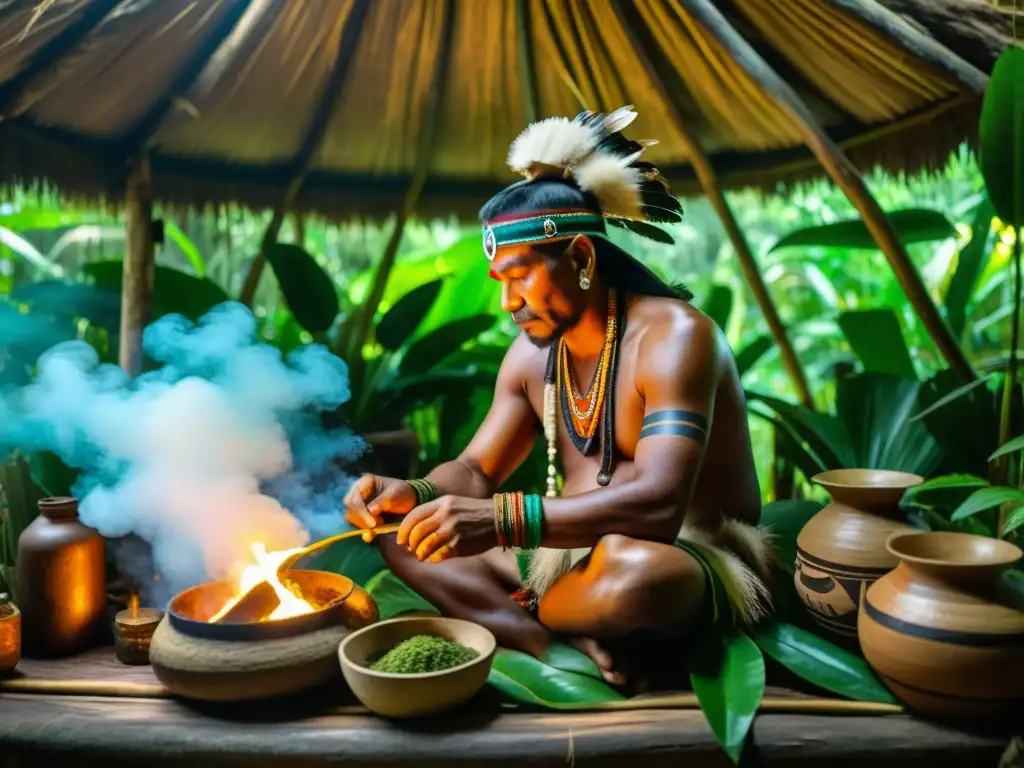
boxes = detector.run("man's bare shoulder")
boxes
[497,331,550,387]
[627,296,722,359]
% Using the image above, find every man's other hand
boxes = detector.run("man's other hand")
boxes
[343,475,417,536]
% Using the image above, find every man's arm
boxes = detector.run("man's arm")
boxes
[538,309,721,546]
[422,336,540,498]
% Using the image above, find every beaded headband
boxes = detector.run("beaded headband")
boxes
[482,209,606,263]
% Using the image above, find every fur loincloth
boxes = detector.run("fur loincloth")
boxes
[521,519,776,627]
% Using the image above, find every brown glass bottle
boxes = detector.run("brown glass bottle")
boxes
[17,497,106,657]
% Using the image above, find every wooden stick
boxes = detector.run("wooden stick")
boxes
[345,0,459,360]
[119,156,155,377]
[0,679,170,699]
[822,0,988,93]
[238,0,373,307]
[611,2,815,408]
[676,0,976,384]
[515,0,541,124]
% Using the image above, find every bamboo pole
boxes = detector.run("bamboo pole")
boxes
[676,0,976,383]
[238,0,373,307]
[119,156,155,377]
[611,3,815,408]
[344,0,459,360]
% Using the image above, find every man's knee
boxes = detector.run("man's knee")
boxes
[587,535,706,630]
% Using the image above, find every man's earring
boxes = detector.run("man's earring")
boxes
[579,270,591,290]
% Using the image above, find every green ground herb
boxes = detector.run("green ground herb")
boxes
[369,634,479,674]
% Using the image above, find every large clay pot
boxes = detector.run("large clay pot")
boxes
[794,469,922,641]
[859,531,1024,717]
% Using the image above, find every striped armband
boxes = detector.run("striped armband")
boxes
[639,409,707,444]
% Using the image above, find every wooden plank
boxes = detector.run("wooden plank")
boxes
[0,691,1008,767]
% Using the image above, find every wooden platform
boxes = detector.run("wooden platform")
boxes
[0,647,1014,767]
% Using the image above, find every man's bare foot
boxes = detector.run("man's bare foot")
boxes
[569,636,627,686]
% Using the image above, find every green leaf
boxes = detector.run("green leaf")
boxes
[945,196,995,338]
[26,451,79,498]
[9,280,121,331]
[951,486,1024,521]
[735,335,773,378]
[836,309,916,379]
[399,314,497,377]
[1002,569,1024,610]
[753,621,896,704]
[916,370,1003,477]
[745,392,852,469]
[701,284,734,330]
[835,373,943,475]
[540,640,605,680]
[163,221,206,276]
[363,569,439,619]
[990,434,1024,462]
[488,648,625,705]
[0,457,43,567]
[0,224,62,277]
[690,632,765,764]
[376,279,444,351]
[1002,506,1024,536]
[264,243,338,334]
[769,209,957,252]
[82,261,229,323]
[307,535,387,588]
[905,473,990,495]
[759,499,823,575]
[979,46,1024,228]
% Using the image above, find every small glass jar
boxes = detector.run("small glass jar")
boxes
[113,607,162,665]
[0,593,20,673]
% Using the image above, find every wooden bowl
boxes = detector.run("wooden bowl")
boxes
[338,616,496,718]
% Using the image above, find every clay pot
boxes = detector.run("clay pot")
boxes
[16,497,107,657]
[859,531,1024,717]
[794,469,922,641]
[0,595,19,673]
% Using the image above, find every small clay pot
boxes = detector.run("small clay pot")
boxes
[114,607,163,665]
[859,531,1024,717]
[0,595,20,674]
[794,469,922,641]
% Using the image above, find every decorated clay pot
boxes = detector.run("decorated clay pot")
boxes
[859,531,1024,717]
[794,469,922,641]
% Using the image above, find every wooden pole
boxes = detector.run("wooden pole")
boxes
[612,2,815,408]
[676,0,976,383]
[119,156,154,377]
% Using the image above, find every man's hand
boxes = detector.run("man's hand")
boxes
[398,495,498,563]
[343,474,417,532]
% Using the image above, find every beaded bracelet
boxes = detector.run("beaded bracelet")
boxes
[493,492,545,550]
[407,478,439,506]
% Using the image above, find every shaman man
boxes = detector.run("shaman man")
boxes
[344,107,772,685]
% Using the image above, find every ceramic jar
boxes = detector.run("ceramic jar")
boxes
[794,469,922,641]
[859,531,1024,717]
[17,497,107,657]
[0,593,19,673]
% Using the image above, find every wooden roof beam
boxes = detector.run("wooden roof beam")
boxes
[611,0,815,409]
[822,0,989,93]
[238,0,374,306]
[676,0,975,383]
[0,0,120,117]
[515,0,541,123]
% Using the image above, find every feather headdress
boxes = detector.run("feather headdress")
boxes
[504,105,683,244]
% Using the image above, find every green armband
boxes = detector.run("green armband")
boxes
[407,478,439,506]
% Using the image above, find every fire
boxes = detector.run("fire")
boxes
[209,542,316,622]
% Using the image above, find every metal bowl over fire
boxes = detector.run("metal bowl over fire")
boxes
[150,568,379,702]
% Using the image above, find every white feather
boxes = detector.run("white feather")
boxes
[602,105,637,135]
[507,118,599,178]
[572,153,643,220]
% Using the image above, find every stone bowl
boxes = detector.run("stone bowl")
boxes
[338,616,496,718]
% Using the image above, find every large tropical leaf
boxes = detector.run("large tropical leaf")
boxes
[735,335,773,378]
[745,392,852,469]
[399,314,497,377]
[690,632,765,765]
[979,46,1024,229]
[991,434,1024,462]
[375,279,444,351]
[753,621,896,704]
[950,486,1024,522]
[701,284,734,330]
[163,221,206,276]
[264,243,338,334]
[82,261,229,323]
[768,209,957,252]
[363,569,439,619]
[488,648,625,706]
[836,308,916,379]
[945,196,996,339]
[835,372,943,475]
[9,280,121,331]
[759,499,823,575]
[916,370,1006,477]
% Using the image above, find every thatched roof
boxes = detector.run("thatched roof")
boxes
[0,0,1014,220]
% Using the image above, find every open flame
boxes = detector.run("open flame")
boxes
[209,542,316,622]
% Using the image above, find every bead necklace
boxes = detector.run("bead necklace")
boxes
[543,289,624,494]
